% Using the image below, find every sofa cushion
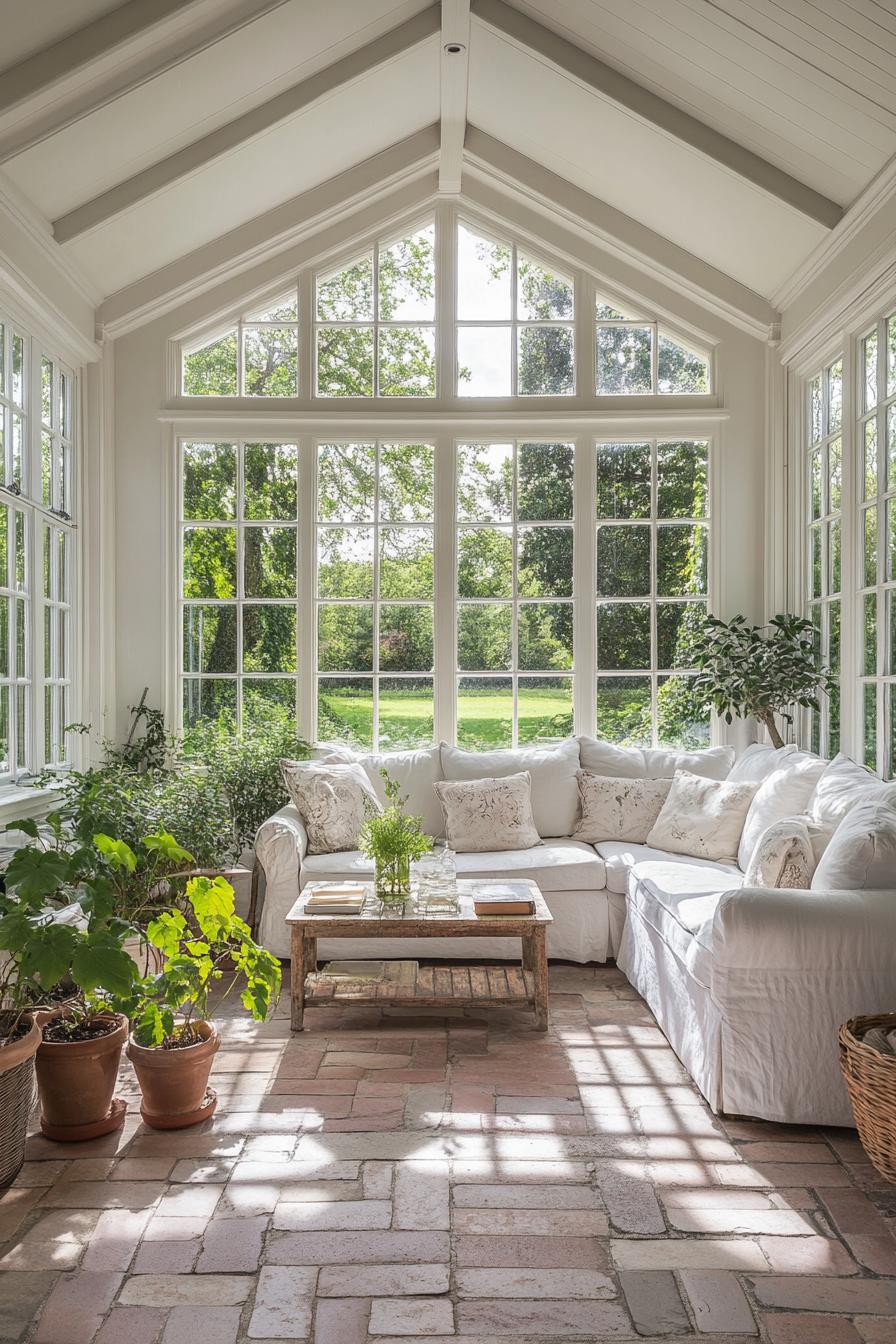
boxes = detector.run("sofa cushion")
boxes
[572,772,672,844]
[627,860,744,990]
[440,739,580,837]
[807,753,889,860]
[434,772,541,853]
[596,841,742,895]
[319,744,444,839]
[727,742,798,784]
[279,760,381,854]
[743,818,815,889]
[577,737,734,781]
[300,838,606,894]
[737,751,826,871]
[811,787,896,891]
[645,770,758,862]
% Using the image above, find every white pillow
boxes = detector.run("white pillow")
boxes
[327,745,444,839]
[645,769,759,862]
[577,738,734,782]
[727,742,797,785]
[434,772,541,853]
[737,751,827,871]
[807,753,889,860]
[571,773,672,844]
[280,760,382,855]
[744,819,815,890]
[811,788,896,891]
[440,739,580,837]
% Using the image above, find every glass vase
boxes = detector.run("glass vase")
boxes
[374,855,411,907]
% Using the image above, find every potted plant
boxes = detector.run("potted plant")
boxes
[120,873,281,1129]
[0,960,42,1184]
[358,771,430,906]
[687,613,837,748]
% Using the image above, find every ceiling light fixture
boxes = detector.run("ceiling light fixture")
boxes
[444,42,466,53]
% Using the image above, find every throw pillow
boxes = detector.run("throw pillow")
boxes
[736,751,827,871]
[744,818,815,889]
[645,769,759,862]
[811,787,896,891]
[439,739,580,837]
[434,771,541,853]
[325,745,445,839]
[726,742,797,785]
[807,752,888,860]
[577,737,734,781]
[279,759,382,855]
[572,772,672,844]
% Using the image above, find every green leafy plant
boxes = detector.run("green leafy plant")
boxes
[119,874,281,1047]
[357,770,430,902]
[106,693,171,773]
[688,613,837,749]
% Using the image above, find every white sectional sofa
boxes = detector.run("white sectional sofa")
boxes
[255,736,896,1126]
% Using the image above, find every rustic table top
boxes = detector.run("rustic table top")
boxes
[285,878,552,934]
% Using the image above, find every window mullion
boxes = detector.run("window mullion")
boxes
[573,436,594,737]
[433,433,456,746]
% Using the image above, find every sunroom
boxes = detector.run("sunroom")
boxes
[1,2,895,1341]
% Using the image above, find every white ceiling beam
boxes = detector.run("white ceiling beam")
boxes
[472,0,843,231]
[52,6,441,245]
[439,0,471,192]
[0,0,293,164]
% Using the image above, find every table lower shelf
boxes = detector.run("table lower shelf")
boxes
[305,963,535,1007]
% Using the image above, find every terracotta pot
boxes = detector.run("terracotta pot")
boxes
[35,1011,128,1132]
[0,1012,41,1186]
[127,1020,219,1129]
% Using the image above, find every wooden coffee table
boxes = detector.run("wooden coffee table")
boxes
[285,879,552,1032]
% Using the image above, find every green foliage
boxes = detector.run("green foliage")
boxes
[688,613,837,748]
[358,771,430,900]
[107,700,169,772]
[121,874,281,1047]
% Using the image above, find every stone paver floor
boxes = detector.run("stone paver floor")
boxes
[2,964,895,1343]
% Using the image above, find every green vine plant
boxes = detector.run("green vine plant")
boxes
[357,770,431,899]
[687,613,837,750]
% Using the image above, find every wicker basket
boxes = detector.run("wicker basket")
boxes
[0,1012,38,1188]
[839,1014,896,1183]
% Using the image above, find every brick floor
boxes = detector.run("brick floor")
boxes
[1,965,894,1342]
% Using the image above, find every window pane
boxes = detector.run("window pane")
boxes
[657,335,709,393]
[318,442,375,522]
[183,443,236,519]
[810,524,822,599]
[41,358,52,423]
[890,685,896,780]
[457,223,511,319]
[379,225,435,321]
[519,676,572,742]
[243,678,295,725]
[518,442,573,521]
[183,527,236,598]
[244,526,296,598]
[317,527,374,598]
[243,443,297,520]
[379,443,434,521]
[864,506,877,586]
[245,295,298,322]
[317,604,373,671]
[517,255,573,319]
[243,605,296,672]
[597,525,650,597]
[889,405,896,488]
[890,499,896,580]
[517,327,574,395]
[597,443,651,519]
[657,675,709,748]
[458,442,512,522]
[380,527,433,599]
[379,605,433,672]
[518,526,573,597]
[316,327,373,396]
[597,676,652,745]
[657,441,708,518]
[597,602,650,670]
[318,677,373,747]
[809,375,823,442]
[518,603,573,670]
[317,256,373,321]
[41,431,52,507]
[597,325,652,394]
[457,326,512,396]
[828,358,842,432]
[183,605,236,673]
[865,420,877,499]
[657,524,708,596]
[457,676,512,749]
[457,527,513,597]
[829,519,841,594]
[243,327,298,396]
[378,678,433,750]
[890,592,896,675]
[864,330,878,410]
[183,333,237,395]
[457,603,512,671]
[829,438,842,511]
[889,315,896,397]
[183,678,237,733]
[0,597,8,678]
[378,327,435,396]
[657,601,705,669]
[864,683,877,769]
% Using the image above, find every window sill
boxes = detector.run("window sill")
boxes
[0,784,61,827]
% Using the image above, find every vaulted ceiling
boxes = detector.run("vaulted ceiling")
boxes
[1,0,894,327]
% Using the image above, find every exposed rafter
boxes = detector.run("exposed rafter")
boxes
[472,0,843,231]
[0,0,293,164]
[438,0,471,193]
[52,6,441,245]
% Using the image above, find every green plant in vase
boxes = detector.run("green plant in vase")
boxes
[358,771,430,907]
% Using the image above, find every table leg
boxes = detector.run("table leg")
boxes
[528,925,549,1032]
[291,927,306,1031]
[304,936,318,981]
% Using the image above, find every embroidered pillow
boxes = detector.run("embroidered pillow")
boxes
[744,819,815,889]
[645,769,759,863]
[434,772,541,853]
[572,772,672,844]
[279,759,382,855]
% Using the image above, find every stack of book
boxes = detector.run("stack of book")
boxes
[472,882,535,917]
[304,884,367,915]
